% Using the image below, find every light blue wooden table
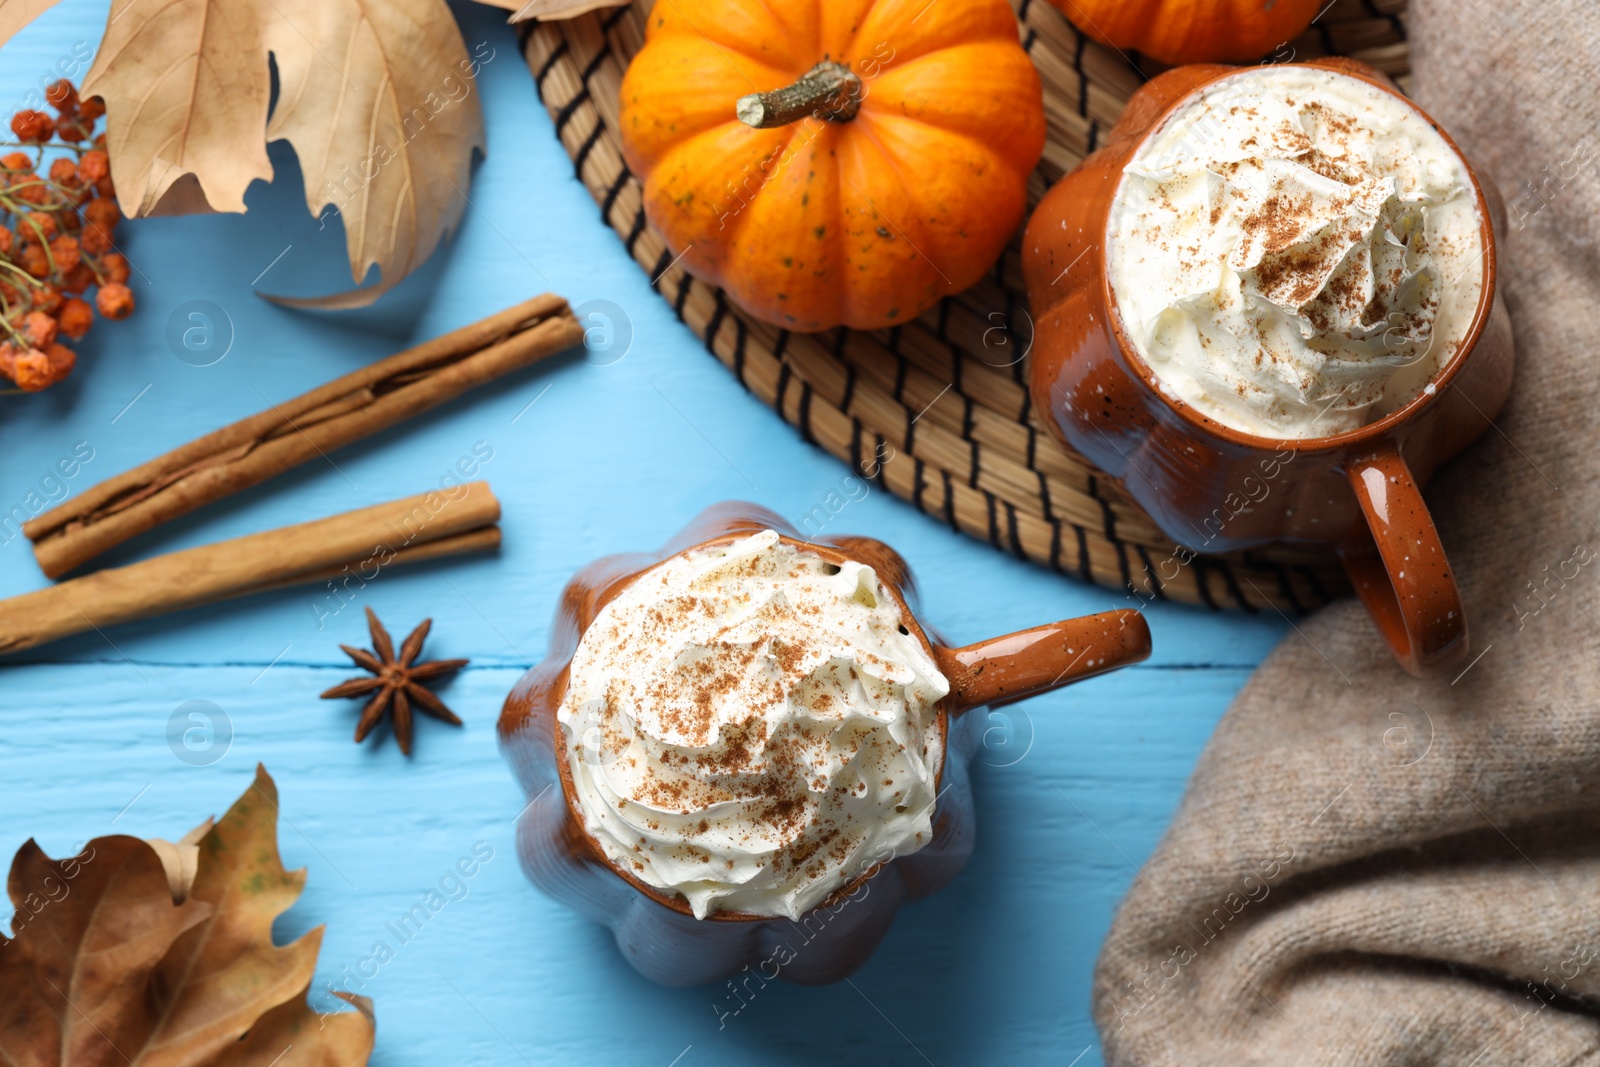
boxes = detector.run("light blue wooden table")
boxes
[0,4,1289,1063]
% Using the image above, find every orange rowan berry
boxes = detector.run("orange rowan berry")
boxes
[77,149,108,183]
[48,234,80,273]
[9,346,54,390]
[101,252,130,284]
[10,110,53,143]
[57,297,92,339]
[45,80,78,113]
[31,284,62,314]
[59,262,94,293]
[12,180,49,205]
[55,118,91,143]
[84,197,119,230]
[48,157,79,186]
[95,176,115,199]
[59,206,81,229]
[0,229,12,257]
[20,211,57,243]
[22,310,57,348]
[79,97,105,121]
[96,281,133,320]
[81,223,113,255]
[0,281,19,307]
[0,151,31,171]
[44,341,74,377]
[20,243,49,278]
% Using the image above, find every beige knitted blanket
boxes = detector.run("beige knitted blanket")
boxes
[1094,3,1600,1063]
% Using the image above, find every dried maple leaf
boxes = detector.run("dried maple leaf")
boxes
[263,0,487,309]
[81,0,275,217]
[0,765,374,1066]
[78,0,485,307]
[0,0,61,51]
[473,0,623,21]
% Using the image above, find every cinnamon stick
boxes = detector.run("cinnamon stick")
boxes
[25,294,583,578]
[0,482,501,655]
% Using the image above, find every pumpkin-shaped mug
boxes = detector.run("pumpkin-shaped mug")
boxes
[498,503,1150,985]
[1023,58,1514,676]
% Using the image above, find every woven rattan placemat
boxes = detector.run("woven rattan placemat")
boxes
[521,0,1411,612]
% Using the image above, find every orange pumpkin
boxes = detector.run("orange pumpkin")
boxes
[619,0,1045,333]
[1049,0,1324,65]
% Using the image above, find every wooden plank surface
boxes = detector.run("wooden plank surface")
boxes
[0,4,1290,1064]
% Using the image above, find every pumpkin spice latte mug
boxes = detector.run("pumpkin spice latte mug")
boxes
[1023,58,1515,676]
[498,503,1151,985]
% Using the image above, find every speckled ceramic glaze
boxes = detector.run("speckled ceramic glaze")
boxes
[1023,58,1515,676]
[498,502,1151,985]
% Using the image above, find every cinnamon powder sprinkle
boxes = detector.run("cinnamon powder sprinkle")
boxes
[556,529,950,919]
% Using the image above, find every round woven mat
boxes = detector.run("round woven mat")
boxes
[520,0,1411,612]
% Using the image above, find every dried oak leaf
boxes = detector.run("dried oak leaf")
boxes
[0,837,212,1064]
[80,0,486,308]
[0,765,374,1066]
[146,815,214,904]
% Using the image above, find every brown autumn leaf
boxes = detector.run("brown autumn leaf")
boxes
[147,816,214,903]
[0,765,374,1066]
[473,0,623,21]
[0,0,61,51]
[264,0,488,309]
[225,986,374,1067]
[0,836,213,1064]
[81,0,275,217]
[80,0,486,307]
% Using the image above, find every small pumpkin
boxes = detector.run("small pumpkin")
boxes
[1049,0,1323,65]
[619,0,1045,333]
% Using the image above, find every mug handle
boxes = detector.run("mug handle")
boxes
[1336,444,1468,676]
[934,609,1151,716]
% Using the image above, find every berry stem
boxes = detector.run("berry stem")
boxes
[0,185,66,213]
[0,141,88,157]
[0,290,24,342]
[0,259,42,288]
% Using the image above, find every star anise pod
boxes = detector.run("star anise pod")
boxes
[320,607,468,755]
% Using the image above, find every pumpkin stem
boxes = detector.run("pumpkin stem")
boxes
[736,61,864,129]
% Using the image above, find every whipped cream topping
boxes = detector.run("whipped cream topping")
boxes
[1107,66,1484,438]
[557,529,949,920]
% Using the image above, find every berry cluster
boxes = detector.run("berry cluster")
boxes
[0,80,131,393]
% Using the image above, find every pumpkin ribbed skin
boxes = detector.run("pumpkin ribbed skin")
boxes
[1050,0,1324,64]
[619,0,1045,332]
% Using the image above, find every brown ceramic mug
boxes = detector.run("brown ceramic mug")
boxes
[498,502,1151,985]
[1023,58,1515,676]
